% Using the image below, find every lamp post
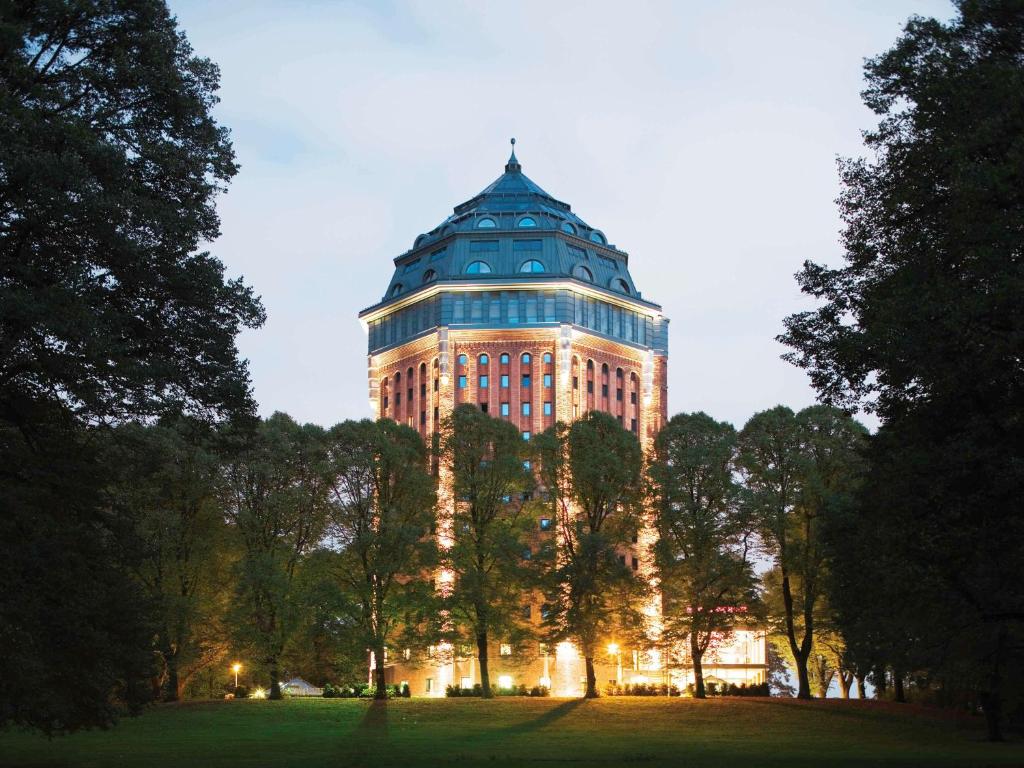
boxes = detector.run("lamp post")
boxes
[232,663,242,689]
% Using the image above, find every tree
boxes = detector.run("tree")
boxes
[778,0,1024,739]
[439,404,534,697]
[325,419,436,700]
[649,412,755,698]
[535,412,644,698]
[737,405,865,699]
[104,418,235,702]
[221,413,330,699]
[0,0,262,732]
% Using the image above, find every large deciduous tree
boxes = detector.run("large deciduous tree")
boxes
[439,404,534,697]
[535,412,645,698]
[738,405,865,699]
[325,419,436,700]
[221,414,330,700]
[778,0,1023,739]
[649,412,755,699]
[0,0,262,733]
[104,418,235,703]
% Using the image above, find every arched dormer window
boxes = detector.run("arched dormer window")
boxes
[465,261,492,274]
[477,217,497,229]
[390,283,403,297]
[561,222,577,235]
[423,269,437,283]
[613,278,630,294]
[572,265,593,282]
[519,259,545,273]
[589,231,606,245]
[517,216,537,228]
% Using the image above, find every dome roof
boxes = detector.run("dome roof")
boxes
[375,142,652,308]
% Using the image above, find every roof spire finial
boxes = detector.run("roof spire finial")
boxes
[505,137,521,173]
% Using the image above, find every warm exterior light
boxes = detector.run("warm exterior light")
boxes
[440,373,450,386]
[538,676,551,688]
[251,687,267,699]
[232,663,241,674]
[606,643,619,656]
[555,641,577,661]
[498,675,513,689]
[631,675,649,685]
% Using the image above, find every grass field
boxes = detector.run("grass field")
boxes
[1,697,1020,768]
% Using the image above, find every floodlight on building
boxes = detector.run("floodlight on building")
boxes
[498,675,513,689]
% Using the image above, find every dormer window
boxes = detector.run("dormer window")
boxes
[477,217,497,229]
[422,269,437,283]
[390,283,404,297]
[590,231,606,245]
[465,261,492,274]
[572,265,594,283]
[517,216,537,228]
[561,222,577,235]
[519,260,545,273]
[614,278,631,294]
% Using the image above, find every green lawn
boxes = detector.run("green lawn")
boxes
[1,697,1019,768]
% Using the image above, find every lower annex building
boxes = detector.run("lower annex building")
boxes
[358,142,766,696]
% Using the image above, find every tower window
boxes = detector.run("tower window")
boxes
[543,352,552,364]
[458,354,467,365]
[543,402,552,416]
[500,374,509,388]
[390,283,404,296]
[517,216,537,228]
[543,374,552,388]
[590,231,606,244]
[465,260,492,274]
[500,353,510,365]
[479,354,489,365]
[479,375,488,388]
[614,278,630,294]
[501,403,510,416]
[572,265,593,282]
[519,259,545,273]
[458,375,467,389]
[522,353,531,364]
[477,217,497,228]
[522,402,531,416]
[422,269,437,283]
[561,222,577,235]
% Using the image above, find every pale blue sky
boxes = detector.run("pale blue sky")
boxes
[171,0,954,430]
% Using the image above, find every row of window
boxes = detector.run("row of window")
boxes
[474,215,607,245]
[458,352,552,366]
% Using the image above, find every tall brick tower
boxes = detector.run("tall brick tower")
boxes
[358,142,682,696]
[360,141,668,447]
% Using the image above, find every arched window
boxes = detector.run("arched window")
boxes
[590,231,606,244]
[465,261,492,274]
[614,278,630,294]
[522,353,532,365]
[458,354,467,365]
[395,371,401,385]
[500,353,510,364]
[573,265,593,282]
[543,352,552,364]
[479,354,489,365]
[422,269,437,283]
[561,222,577,235]
[390,283,403,296]
[518,216,537,228]
[519,260,545,273]
[477,217,497,229]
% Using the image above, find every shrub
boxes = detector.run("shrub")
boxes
[604,682,679,697]
[529,685,550,697]
[233,685,249,699]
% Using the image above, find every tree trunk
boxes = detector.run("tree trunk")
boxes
[837,670,851,700]
[477,631,492,698]
[584,656,598,698]
[980,622,1007,742]
[872,665,887,698]
[794,652,811,700]
[780,573,812,699]
[893,669,905,703]
[373,644,387,700]
[163,649,180,702]
[269,657,282,700]
[691,633,706,699]
[856,672,866,699]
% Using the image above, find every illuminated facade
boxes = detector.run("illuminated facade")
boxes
[359,143,766,695]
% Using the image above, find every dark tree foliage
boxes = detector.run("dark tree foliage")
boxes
[535,411,646,698]
[0,1,263,732]
[650,412,755,699]
[779,0,1024,739]
[439,404,534,698]
[325,419,436,700]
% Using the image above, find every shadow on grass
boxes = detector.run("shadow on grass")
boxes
[465,697,586,745]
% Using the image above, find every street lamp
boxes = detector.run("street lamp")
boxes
[232,662,242,689]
